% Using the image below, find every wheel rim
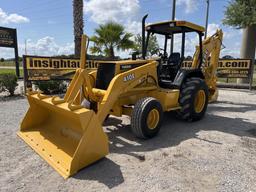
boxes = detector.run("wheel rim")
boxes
[194,90,206,113]
[147,109,160,130]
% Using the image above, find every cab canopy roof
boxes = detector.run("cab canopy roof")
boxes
[146,20,205,35]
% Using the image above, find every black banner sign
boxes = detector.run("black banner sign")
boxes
[217,59,251,78]
[182,59,252,78]
[0,26,20,77]
[23,56,253,89]
[0,27,16,48]
[23,55,98,82]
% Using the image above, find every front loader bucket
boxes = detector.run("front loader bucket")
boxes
[17,92,109,178]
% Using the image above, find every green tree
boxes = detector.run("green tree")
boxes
[73,0,84,57]
[223,0,256,83]
[133,34,159,56]
[90,22,134,59]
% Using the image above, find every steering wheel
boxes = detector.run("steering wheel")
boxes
[157,48,168,62]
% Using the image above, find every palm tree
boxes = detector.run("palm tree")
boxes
[90,22,134,59]
[73,0,84,57]
[133,34,159,56]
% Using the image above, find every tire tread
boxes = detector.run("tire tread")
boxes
[177,77,208,121]
[131,97,162,139]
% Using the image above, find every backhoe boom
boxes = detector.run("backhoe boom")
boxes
[192,30,223,101]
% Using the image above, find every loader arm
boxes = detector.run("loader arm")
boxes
[96,61,158,123]
[64,35,97,104]
[61,60,158,124]
[191,30,223,101]
[59,35,158,124]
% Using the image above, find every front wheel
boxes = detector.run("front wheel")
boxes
[177,77,209,121]
[131,97,163,139]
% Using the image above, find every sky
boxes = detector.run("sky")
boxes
[0,0,242,59]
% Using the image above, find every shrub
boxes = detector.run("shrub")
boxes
[0,73,18,96]
[34,80,67,94]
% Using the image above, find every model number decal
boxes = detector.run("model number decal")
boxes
[123,74,135,82]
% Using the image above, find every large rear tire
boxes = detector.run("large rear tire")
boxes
[177,77,209,121]
[131,97,163,139]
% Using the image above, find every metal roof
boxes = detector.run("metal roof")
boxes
[146,20,205,35]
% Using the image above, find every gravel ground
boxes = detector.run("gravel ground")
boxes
[0,89,256,192]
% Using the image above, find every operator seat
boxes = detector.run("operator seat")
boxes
[168,52,181,67]
[159,52,181,88]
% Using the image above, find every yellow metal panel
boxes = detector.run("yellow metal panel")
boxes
[98,59,150,65]
[18,92,108,178]
[146,20,205,32]
[176,21,205,32]
[151,89,180,111]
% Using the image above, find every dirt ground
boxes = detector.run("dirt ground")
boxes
[0,89,256,192]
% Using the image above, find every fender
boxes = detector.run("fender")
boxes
[172,69,205,88]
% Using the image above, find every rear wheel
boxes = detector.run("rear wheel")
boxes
[131,97,163,139]
[177,77,208,121]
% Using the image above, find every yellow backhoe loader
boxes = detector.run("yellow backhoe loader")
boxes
[18,15,223,178]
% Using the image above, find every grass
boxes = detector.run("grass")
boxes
[218,71,256,86]
[0,61,23,77]
[0,61,22,67]
[0,69,24,77]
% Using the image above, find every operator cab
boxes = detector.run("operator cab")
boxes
[143,18,205,89]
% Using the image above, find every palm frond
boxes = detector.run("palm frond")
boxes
[90,21,135,58]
